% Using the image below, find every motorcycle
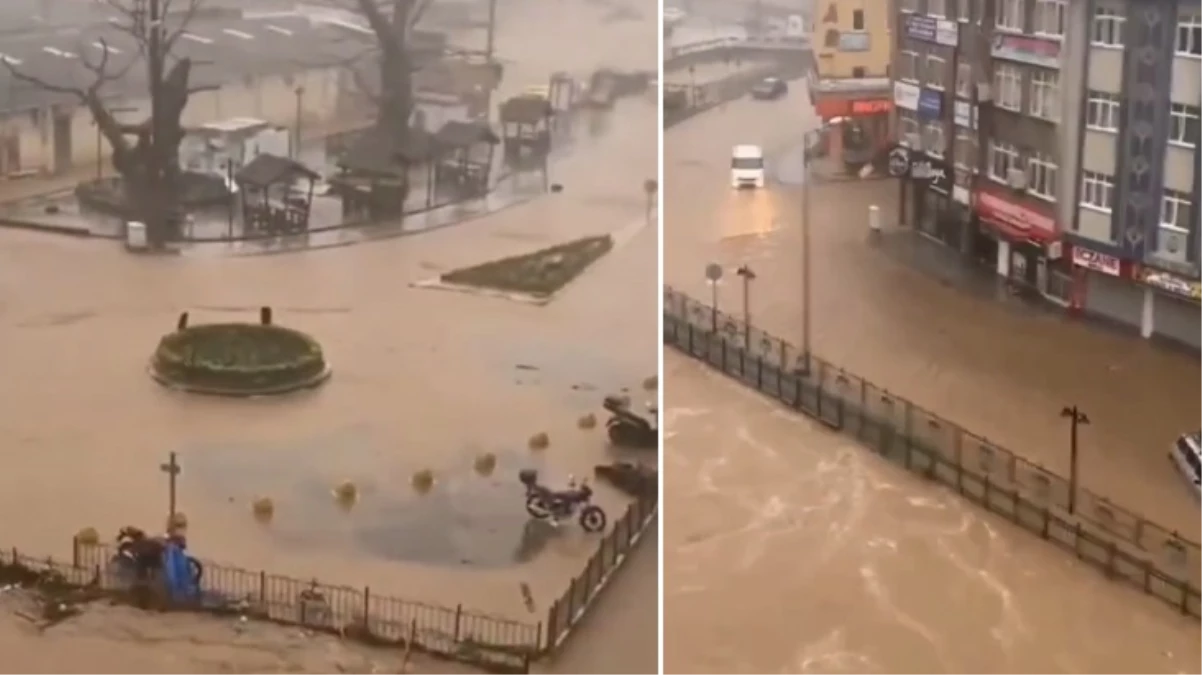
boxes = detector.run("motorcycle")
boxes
[602,395,657,449]
[519,469,608,532]
[114,526,203,584]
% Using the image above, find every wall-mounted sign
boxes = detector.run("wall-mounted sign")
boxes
[893,80,920,111]
[991,33,1061,69]
[903,16,958,46]
[904,15,937,42]
[887,146,912,177]
[851,99,892,114]
[911,152,951,195]
[953,100,977,129]
[952,184,970,205]
[839,31,870,52]
[934,19,959,46]
[917,89,942,118]
[976,187,1057,241]
[1137,267,1202,300]
[1072,248,1122,276]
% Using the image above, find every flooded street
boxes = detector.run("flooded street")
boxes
[663,351,1201,674]
[0,0,657,647]
[663,85,1200,535]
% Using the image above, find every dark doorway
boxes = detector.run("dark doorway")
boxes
[52,110,72,175]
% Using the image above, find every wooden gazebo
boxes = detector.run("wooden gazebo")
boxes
[330,127,435,221]
[433,121,500,199]
[498,94,553,162]
[233,154,320,236]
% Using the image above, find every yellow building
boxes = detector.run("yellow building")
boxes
[810,0,894,171]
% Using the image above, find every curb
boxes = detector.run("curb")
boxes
[147,362,333,398]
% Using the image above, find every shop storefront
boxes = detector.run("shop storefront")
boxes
[1137,266,1202,350]
[1070,247,1144,328]
[908,153,964,250]
[813,95,893,170]
[974,186,1063,293]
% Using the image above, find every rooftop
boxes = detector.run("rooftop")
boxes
[0,13,366,113]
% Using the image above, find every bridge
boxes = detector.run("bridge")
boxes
[665,34,812,71]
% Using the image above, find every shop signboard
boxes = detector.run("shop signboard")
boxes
[1071,248,1122,276]
[1137,267,1202,300]
[917,89,942,118]
[976,188,1057,241]
[934,19,959,46]
[893,81,920,111]
[912,152,951,195]
[953,100,977,129]
[904,15,937,42]
[991,33,1061,69]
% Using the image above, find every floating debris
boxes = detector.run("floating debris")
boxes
[333,481,358,508]
[473,453,497,476]
[251,497,275,522]
[528,432,550,450]
[411,469,435,494]
[577,413,597,429]
[75,527,99,546]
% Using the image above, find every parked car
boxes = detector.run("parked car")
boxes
[750,77,788,100]
[1170,430,1201,497]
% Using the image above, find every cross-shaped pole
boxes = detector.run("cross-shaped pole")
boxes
[160,452,181,524]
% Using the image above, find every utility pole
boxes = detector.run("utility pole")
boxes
[293,86,305,158]
[485,0,498,61]
[736,265,756,349]
[800,131,814,374]
[1060,405,1090,515]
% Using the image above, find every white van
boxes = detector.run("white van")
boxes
[1170,431,1201,496]
[731,145,765,189]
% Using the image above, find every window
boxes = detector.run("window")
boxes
[899,114,920,146]
[1027,152,1058,201]
[1161,189,1193,232]
[954,129,977,170]
[900,0,918,13]
[852,66,866,78]
[925,121,946,157]
[925,55,947,90]
[1080,171,1115,211]
[1033,0,1065,37]
[852,9,864,30]
[1029,69,1060,120]
[993,64,1022,111]
[1085,90,1121,131]
[955,62,974,97]
[995,0,1024,32]
[1177,12,1202,56]
[1169,103,1200,146]
[928,0,947,18]
[899,50,919,82]
[988,141,1020,181]
[1091,5,1125,46]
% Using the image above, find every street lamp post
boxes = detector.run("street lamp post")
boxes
[705,262,724,334]
[293,86,305,159]
[1060,405,1090,515]
[736,264,756,349]
[799,129,817,374]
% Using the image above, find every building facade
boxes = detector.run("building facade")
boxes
[889,0,1200,350]
[811,0,895,170]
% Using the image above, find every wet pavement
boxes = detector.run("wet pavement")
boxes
[663,351,1201,674]
[662,84,1200,537]
[0,0,657,649]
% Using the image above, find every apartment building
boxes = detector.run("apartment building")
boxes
[889,0,1200,349]
[810,0,894,169]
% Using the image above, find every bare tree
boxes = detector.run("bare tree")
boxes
[4,0,207,245]
[336,0,436,146]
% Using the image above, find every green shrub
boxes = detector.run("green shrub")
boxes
[153,323,327,393]
[440,235,613,297]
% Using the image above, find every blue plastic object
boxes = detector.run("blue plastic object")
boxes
[161,542,199,601]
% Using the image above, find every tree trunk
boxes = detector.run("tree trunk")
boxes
[376,0,416,148]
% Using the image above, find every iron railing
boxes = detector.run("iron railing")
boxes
[664,286,1201,618]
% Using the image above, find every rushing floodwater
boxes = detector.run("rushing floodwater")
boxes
[0,1,657,660]
[664,352,1201,673]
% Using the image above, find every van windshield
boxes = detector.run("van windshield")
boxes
[731,157,763,170]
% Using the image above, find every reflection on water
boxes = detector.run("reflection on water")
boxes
[185,429,589,569]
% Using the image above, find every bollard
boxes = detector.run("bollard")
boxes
[867,204,882,244]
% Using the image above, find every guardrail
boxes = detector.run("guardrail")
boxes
[666,36,811,60]
[663,287,1201,619]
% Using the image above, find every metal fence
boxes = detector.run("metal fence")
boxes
[67,539,540,672]
[664,286,1201,618]
[543,495,659,649]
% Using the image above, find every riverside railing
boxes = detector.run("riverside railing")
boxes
[664,286,1201,618]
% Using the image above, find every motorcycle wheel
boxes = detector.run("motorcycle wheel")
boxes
[579,505,607,533]
[607,422,632,447]
[525,494,552,519]
[187,556,204,584]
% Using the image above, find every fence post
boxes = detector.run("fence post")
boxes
[1041,507,1050,538]
[1074,523,1083,559]
[453,603,463,642]
[259,570,266,606]
[71,536,79,568]
[363,585,371,624]
[545,601,557,650]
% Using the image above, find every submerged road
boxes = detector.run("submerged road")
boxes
[663,351,1200,673]
[663,84,1200,537]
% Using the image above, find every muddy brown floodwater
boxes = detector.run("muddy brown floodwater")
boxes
[663,83,1200,536]
[0,0,657,670]
[664,352,1201,674]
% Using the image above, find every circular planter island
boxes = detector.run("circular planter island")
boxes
[150,321,331,397]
